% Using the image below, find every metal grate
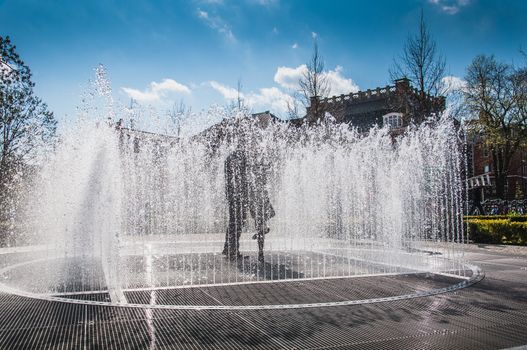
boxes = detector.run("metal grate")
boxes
[0,247,524,349]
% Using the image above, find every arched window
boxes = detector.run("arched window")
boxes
[382,112,403,129]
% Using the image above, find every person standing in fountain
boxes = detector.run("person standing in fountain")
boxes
[222,141,275,264]
[222,149,249,261]
[248,157,275,264]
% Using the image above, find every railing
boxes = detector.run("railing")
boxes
[482,199,527,215]
[469,199,527,215]
[467,174,492,190]
[320,85,396,105]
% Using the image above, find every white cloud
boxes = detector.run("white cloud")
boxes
[326,66,359,96]
[292,43,298,49]
[274,64,307,90]
[196,8,236,43]
[274,64,359,95]
[208,81,294,116]
[311,31,318,39]
[441,75,467,94]
[122,88,158,103]
[252,0,279,6]
[429,0,471,14]
[199,0,224,4]
[152,79,191,94]
[197,9,209,19]
[122,78,191,104]
[209,81,240,100]
[210,63,359,117]
[245,87,295,116]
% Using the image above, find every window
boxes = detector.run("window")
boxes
[382,112,403,129]
[484,164,491,173]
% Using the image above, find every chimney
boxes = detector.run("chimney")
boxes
[309,95,319,107]
[395,78,410,93]
[306,95,320,122]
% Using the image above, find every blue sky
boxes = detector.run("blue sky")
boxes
[1,0,526,129]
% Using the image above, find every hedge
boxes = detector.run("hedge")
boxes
[464,215,527,222]
[464,217,527,245]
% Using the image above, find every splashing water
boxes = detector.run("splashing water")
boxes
[0,69,469,304]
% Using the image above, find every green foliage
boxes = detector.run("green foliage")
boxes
[515,182,524,199]
[1,35,57,171]
[465,215,527,221]
[464,54,527,198]
[465,216,527,245]
[1,35,57,246]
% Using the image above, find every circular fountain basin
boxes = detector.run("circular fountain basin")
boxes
[0,242,483,310]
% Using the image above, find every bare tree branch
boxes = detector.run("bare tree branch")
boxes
[390,10,446,119]
[464,54,527,198]
[167,100,188,137]
[299,38,331,121]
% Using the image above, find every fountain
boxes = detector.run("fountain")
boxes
[0,69,481,310]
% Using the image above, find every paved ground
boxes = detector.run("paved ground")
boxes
[0,244,525,349]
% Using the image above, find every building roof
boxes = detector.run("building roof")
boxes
[304,78,446,129]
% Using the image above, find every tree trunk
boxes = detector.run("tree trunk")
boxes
[494,172,507,199]
[492,148,510,199]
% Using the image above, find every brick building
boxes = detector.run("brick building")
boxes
[467,133,527,201]
[292,78,445,132]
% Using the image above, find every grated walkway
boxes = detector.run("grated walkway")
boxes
[0,245,525,349]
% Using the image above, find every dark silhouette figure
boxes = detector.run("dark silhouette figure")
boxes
[469,190,485,215]
[222,150,248,261]
[222,150,274,263]
[247,158,275,263]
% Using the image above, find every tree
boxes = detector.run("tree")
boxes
[223,78,250,117]
[390,10,446,120]
[167,100,189,137]
[464,54,527,198]
[0,35,56,244]
[299,38,331,121]
[236,78,244,110]
[286,91,302,120]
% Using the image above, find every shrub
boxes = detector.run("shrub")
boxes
[464,215,527,221]
[464,217,527,245]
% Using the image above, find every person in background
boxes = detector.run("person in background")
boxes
[222,134,274,264]
[247,158,275,264]
[222,149,249,261]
